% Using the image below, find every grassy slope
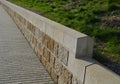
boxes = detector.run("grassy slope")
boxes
[7,0,120,64]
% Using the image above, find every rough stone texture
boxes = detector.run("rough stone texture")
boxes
[46,61,52,75]
[51,68,58,84]
[54,41,59,57]
[49,54,55,68]
[54,59,63,76]
[0,5,54,84]
[37,41,43,56]
[35,27,43,42]
[58,67,72,84]
[58,45,69,65]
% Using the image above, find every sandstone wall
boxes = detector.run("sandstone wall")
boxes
[0,0,120,84]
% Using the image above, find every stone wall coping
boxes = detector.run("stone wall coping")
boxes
[3,0,87,38]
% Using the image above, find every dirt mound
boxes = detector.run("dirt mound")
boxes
[101,15,120,29]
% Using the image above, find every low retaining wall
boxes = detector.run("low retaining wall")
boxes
[1,0,120,84]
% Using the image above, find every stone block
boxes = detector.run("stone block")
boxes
[58,70,72,84]
[38,42,43,55]
[47,38,54,53]
[43,47,50,62]
[38,51,42,61]
[33,37,38,47]
[54,58,63,76]
[58,45,69,65]
[35,27,43,42]
[31,24,36,35]
[34,47,38,54]
[42,34,48,47]
[84,64,120,84]
[61,67,72,84]
[41,56,46,67]
[46,61,51,74]
[27,22,35,35]
[54,41,59,57]
[51,68,58,84]
[49,54,55,68]
[57,45,64,60]
[62,48,69,65]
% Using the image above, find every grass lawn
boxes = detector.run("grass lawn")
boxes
[7,0,120,65]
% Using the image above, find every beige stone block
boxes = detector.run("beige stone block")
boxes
[35,27,43,42]
[43,47,50,62]
[51,68,58,84]
[33,37,38,47]
[41,56,46,67]
[61,67,72,84]
[49,54,55,68]
[58,67,72,84]
[47,37,54,53]
[46,62,51,74]
[38,51,42,61]
[84,64,120,84]
[42,34,49,47]
[38,42,43,55]
[54,41,59,57]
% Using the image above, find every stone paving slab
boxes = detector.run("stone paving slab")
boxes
[0,5,54,84]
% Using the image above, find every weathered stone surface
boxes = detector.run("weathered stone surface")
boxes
[41,56,46,67]
[51,68,58,84]
[49,54,55,68]
[50,39,55,53]
[54,41,59,57]
[31,24,36,35]
[54,58,62,76]
[62,48,69,65]
[33,37,38,47]
[58,67,72,84]
[32,36,38,47]
[43,47,50,62]
[23,18,27,28]
[38,41,43,55]
[58,45,64,60]
[27,21,35,35]
[58,45,69,65]
[38,51,42,61]
[46,61,51,74]
[42,34,48,47]
[35,27,43,42]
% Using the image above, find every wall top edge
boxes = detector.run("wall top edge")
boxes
[2,0,88,38]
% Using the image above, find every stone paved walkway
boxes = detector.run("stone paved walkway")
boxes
[0,5,54,84]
